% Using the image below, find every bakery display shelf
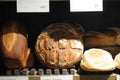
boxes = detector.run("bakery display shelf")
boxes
[0,1,120,80]
[0,68,118,80]
[0,74,118,80]
[0,68,79,80]
[5,68,77,75]
[0,75,80,80]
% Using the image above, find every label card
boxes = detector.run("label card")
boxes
[0,76,28,80]
[70,0,103,12]
[17,0,49,12]
[117,75,120,80]
[41,75,73,80]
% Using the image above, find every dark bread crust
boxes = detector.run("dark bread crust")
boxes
[84,27,120,48]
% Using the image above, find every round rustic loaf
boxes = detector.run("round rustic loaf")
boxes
[35,23,84,68]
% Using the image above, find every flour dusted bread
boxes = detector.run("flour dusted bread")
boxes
[80,48,116,71]
[0,21,33,69]
[84,27,120,48]
[114,53,120,69]
[35,23,84,68]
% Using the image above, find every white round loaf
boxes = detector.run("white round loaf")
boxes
[80,48,116,71]
[114,53,120,69]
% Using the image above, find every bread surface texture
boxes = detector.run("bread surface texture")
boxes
[0,21,33,69]
[84,27,120,48]
[114,53,120,69]
[35,23,84,68]
[80,48,116,71]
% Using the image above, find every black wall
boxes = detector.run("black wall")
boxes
[0,1,120,30]
[0,1,119,47]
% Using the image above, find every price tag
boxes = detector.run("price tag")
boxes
[17,0,49,12]
[41,75,73,80]
[0,76,28,80]
[70,0,103,12]
[117,75,120,80]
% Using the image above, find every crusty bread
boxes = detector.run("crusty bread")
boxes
[80,48,116,71]
[84,27,120,48]
[100,46,120,58]
[114,53,120,69]
[35,23,84,68]
[0,21,33,69]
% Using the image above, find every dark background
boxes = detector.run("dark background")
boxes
[0,0,120,47]
[0,0,120,75]
[0,1,120,29]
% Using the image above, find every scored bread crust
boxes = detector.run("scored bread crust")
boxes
[84,31,117,48]
[3,33,17,52]
[80,48,116,71]
[35,23,84,68]
[0,21,33,69]
[84,27,120,48]
[1,33,30,69]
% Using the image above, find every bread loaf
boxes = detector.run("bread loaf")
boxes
[35,23,84,68]
[84,27,120,48]
[100,46,120,58]
[0,21,33,69]
[114,53,120,69]
[80,48,116,71]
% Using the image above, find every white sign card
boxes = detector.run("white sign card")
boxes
[70,0,103,12]
[41,75,73,80]
[0,76,28,80]
[17,0,49,12]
